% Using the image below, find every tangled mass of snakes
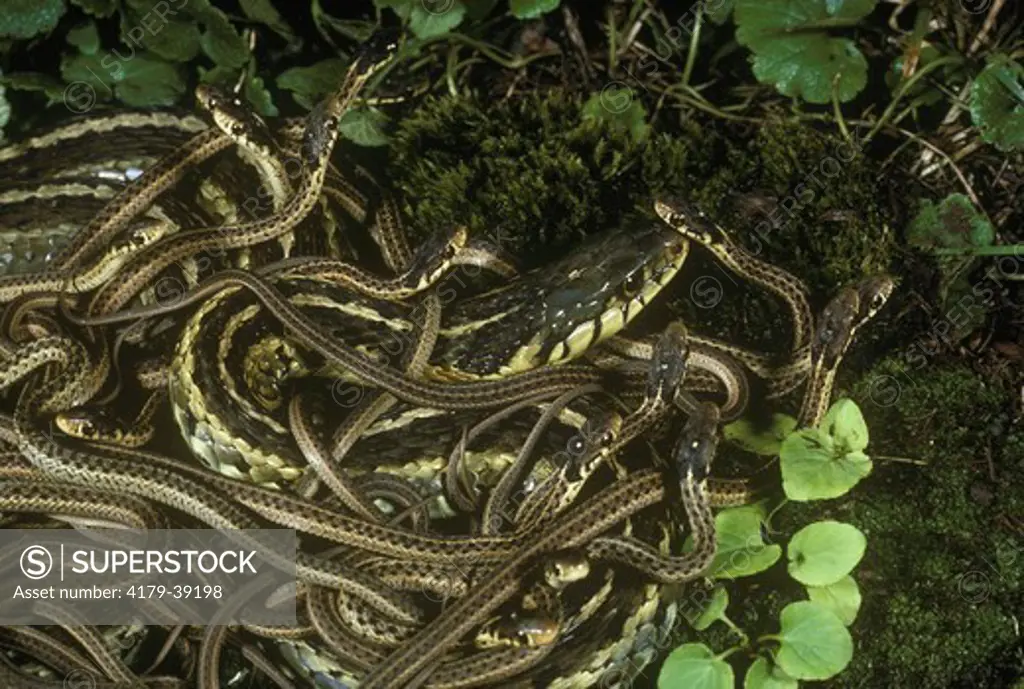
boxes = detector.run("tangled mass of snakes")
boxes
[0,29,894,689]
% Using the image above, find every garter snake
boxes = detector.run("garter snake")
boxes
[797,274,894,427]
[71,221,690,483]
[291,274,892,688]
[355,402,720,688]
[652,197,815,396]
[84,30,403,318]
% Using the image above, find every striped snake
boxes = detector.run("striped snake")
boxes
[0,22,897,688]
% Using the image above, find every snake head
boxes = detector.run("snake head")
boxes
[673,401,721,482]
[857,274,895,321]
[653,197,723,248]
[353,28,404,77]
[647,321,690,401]
[563,410,622,483]
[814,274,894,369]
[54,407,124,444]
[544,552,591,589]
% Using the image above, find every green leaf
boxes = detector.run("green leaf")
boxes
[780,426,872,501]
[0,0,66,39]
[376,0,467,38]
[806,575,862,626]
[238,0,298,46]
[734,0,874,103]
[775,601,853,680]
[67,23,99,56]
[906,193,995,253]
[819,398,867,452]
[581,87,649,143]
[277,58,348,110]
[0,72,67,103]
[71,0,117,17]
[340,107,391,147]
[243,75,278,118]
[970,54,1024,152]
[744,657,799,689]
[788,521,866,586]
[112,55,186,107]
[658,643,734,689]
[121,7,201,63]
[510,0,560,20]
[706,0,735,26]
[692,586,729,631]
[61,51,185,108]
[196,5,250,69]
[705,505,782,579]
[724,414,797,456]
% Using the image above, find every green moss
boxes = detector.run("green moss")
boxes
[388,92,900,356]
[785,360,1024,687]
[646,362,1023,688]
[385,88,1016,689]
[388,91,705,265]
[387,93,896,290]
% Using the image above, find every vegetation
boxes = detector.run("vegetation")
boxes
[1,0,1021,686]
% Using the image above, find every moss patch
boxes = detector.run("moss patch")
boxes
[387,91,900,355]
[781,360,1024,687]
[387,93,896,287]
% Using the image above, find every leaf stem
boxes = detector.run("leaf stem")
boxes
[862,55,964,145]
[680,8,703,88]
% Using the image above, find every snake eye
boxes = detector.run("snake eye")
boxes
[231,123,246,137]
[567,437,585,455]
[621,271,644,297]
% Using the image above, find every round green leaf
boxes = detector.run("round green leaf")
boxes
[692,586,729,631]
[122,10,201,63]
[115,55,186,107]
[706,505,782,579]
[658,643,733,689]
[724,414,797,456]
[0,71,67,103]
[340,107,391,147]
[0,0,66,40]
[820,398,868,452]
[734,0,874,103]
[238,0,298,46]
[906,193,995,253]
[744,657,798,689]
[970,54,1024,152]
[409,0,467,38]
[780,428,872,501]
[64,51,185,108]
[806,575,862,626]
[510,0,560,20]
[277,58,347,110]
[775,601,853,680]
[243,75,278,118]
[788,521,865,586]
[377,0,467,38]
[196,6,249,69]
[66,21,100,55]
